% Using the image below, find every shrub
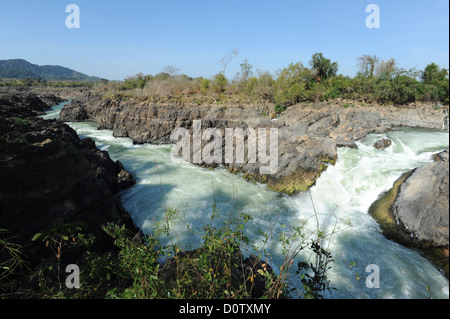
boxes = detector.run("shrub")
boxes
[310,53,338,81]
[212,74,228,94]
[199,78,210,95]
[273,62,313,107]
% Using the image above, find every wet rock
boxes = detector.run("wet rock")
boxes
[394,150,449,247]
[373,139,392,150]
[369,149,449,277]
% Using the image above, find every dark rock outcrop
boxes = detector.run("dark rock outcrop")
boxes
[0,89,51,113]
[60,92,446,194]
[369,149,449,277]
[0,91,137,269]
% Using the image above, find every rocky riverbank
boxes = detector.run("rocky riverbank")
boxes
[0,90,137,293]
[1,89,281,298]
[369,149,449,278]
[59,91,448,194]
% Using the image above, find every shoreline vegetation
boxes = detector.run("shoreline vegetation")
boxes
[1,54,449,108]
[1,53,449,300]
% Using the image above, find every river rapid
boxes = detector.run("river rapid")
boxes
[44,101,449,299]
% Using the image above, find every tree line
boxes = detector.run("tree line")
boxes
[3,53,448,107]
[103,53,448,108]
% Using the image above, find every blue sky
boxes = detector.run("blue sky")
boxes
[0,0,448,80]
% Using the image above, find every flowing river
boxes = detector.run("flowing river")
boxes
[44,101,449,299]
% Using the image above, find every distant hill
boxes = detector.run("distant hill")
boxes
[0,59,100,82]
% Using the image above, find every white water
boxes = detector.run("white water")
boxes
[44,101,449,299]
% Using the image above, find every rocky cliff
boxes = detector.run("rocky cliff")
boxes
[60,92,447,194]
[0,91,136,276]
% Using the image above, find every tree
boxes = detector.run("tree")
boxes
[219,48,240,76]
[240,59,253,82]
[254,70,275,102]
[162,65,180,82]
[212,73,228,94]
[422,63,448,84]
[274,62,313,106]
[309,53,338,81]
[375,58,396,79]
[357,55,379,77]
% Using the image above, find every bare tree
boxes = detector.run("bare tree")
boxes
[375,58,396,79]
[219,48,240,76]
[357,55,379,77]
[162,65,180,81]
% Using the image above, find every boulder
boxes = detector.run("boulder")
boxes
[369,149,449,277]
[394,153,449,246]
[373,139,392,150]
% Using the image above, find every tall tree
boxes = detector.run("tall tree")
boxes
[309,53,338,81]
[239,59,253,82]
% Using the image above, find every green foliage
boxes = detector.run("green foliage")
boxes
[122,73,148,90]
[0,229,27,282]
[422,63,448,85]
[323,75,353,100]
[2,57,449,106]
[32,222,95,291]
[1,198,341,299]
[274,62,313,107]
[32,222,95,251]
[12,117,30,126]
[199,78,210,95]
[421,63,449,103]
[167,212,255,299]
[240,59,254,83]
[102,223,163,299]
[310,53,338,81]
[274,103,286,114]
[212,73,228,94]
[297,242,335,299]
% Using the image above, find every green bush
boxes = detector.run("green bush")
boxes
[310,53,338,81]
[212,74,228,94]
[199,78,210,95]
[273,62,313,107]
